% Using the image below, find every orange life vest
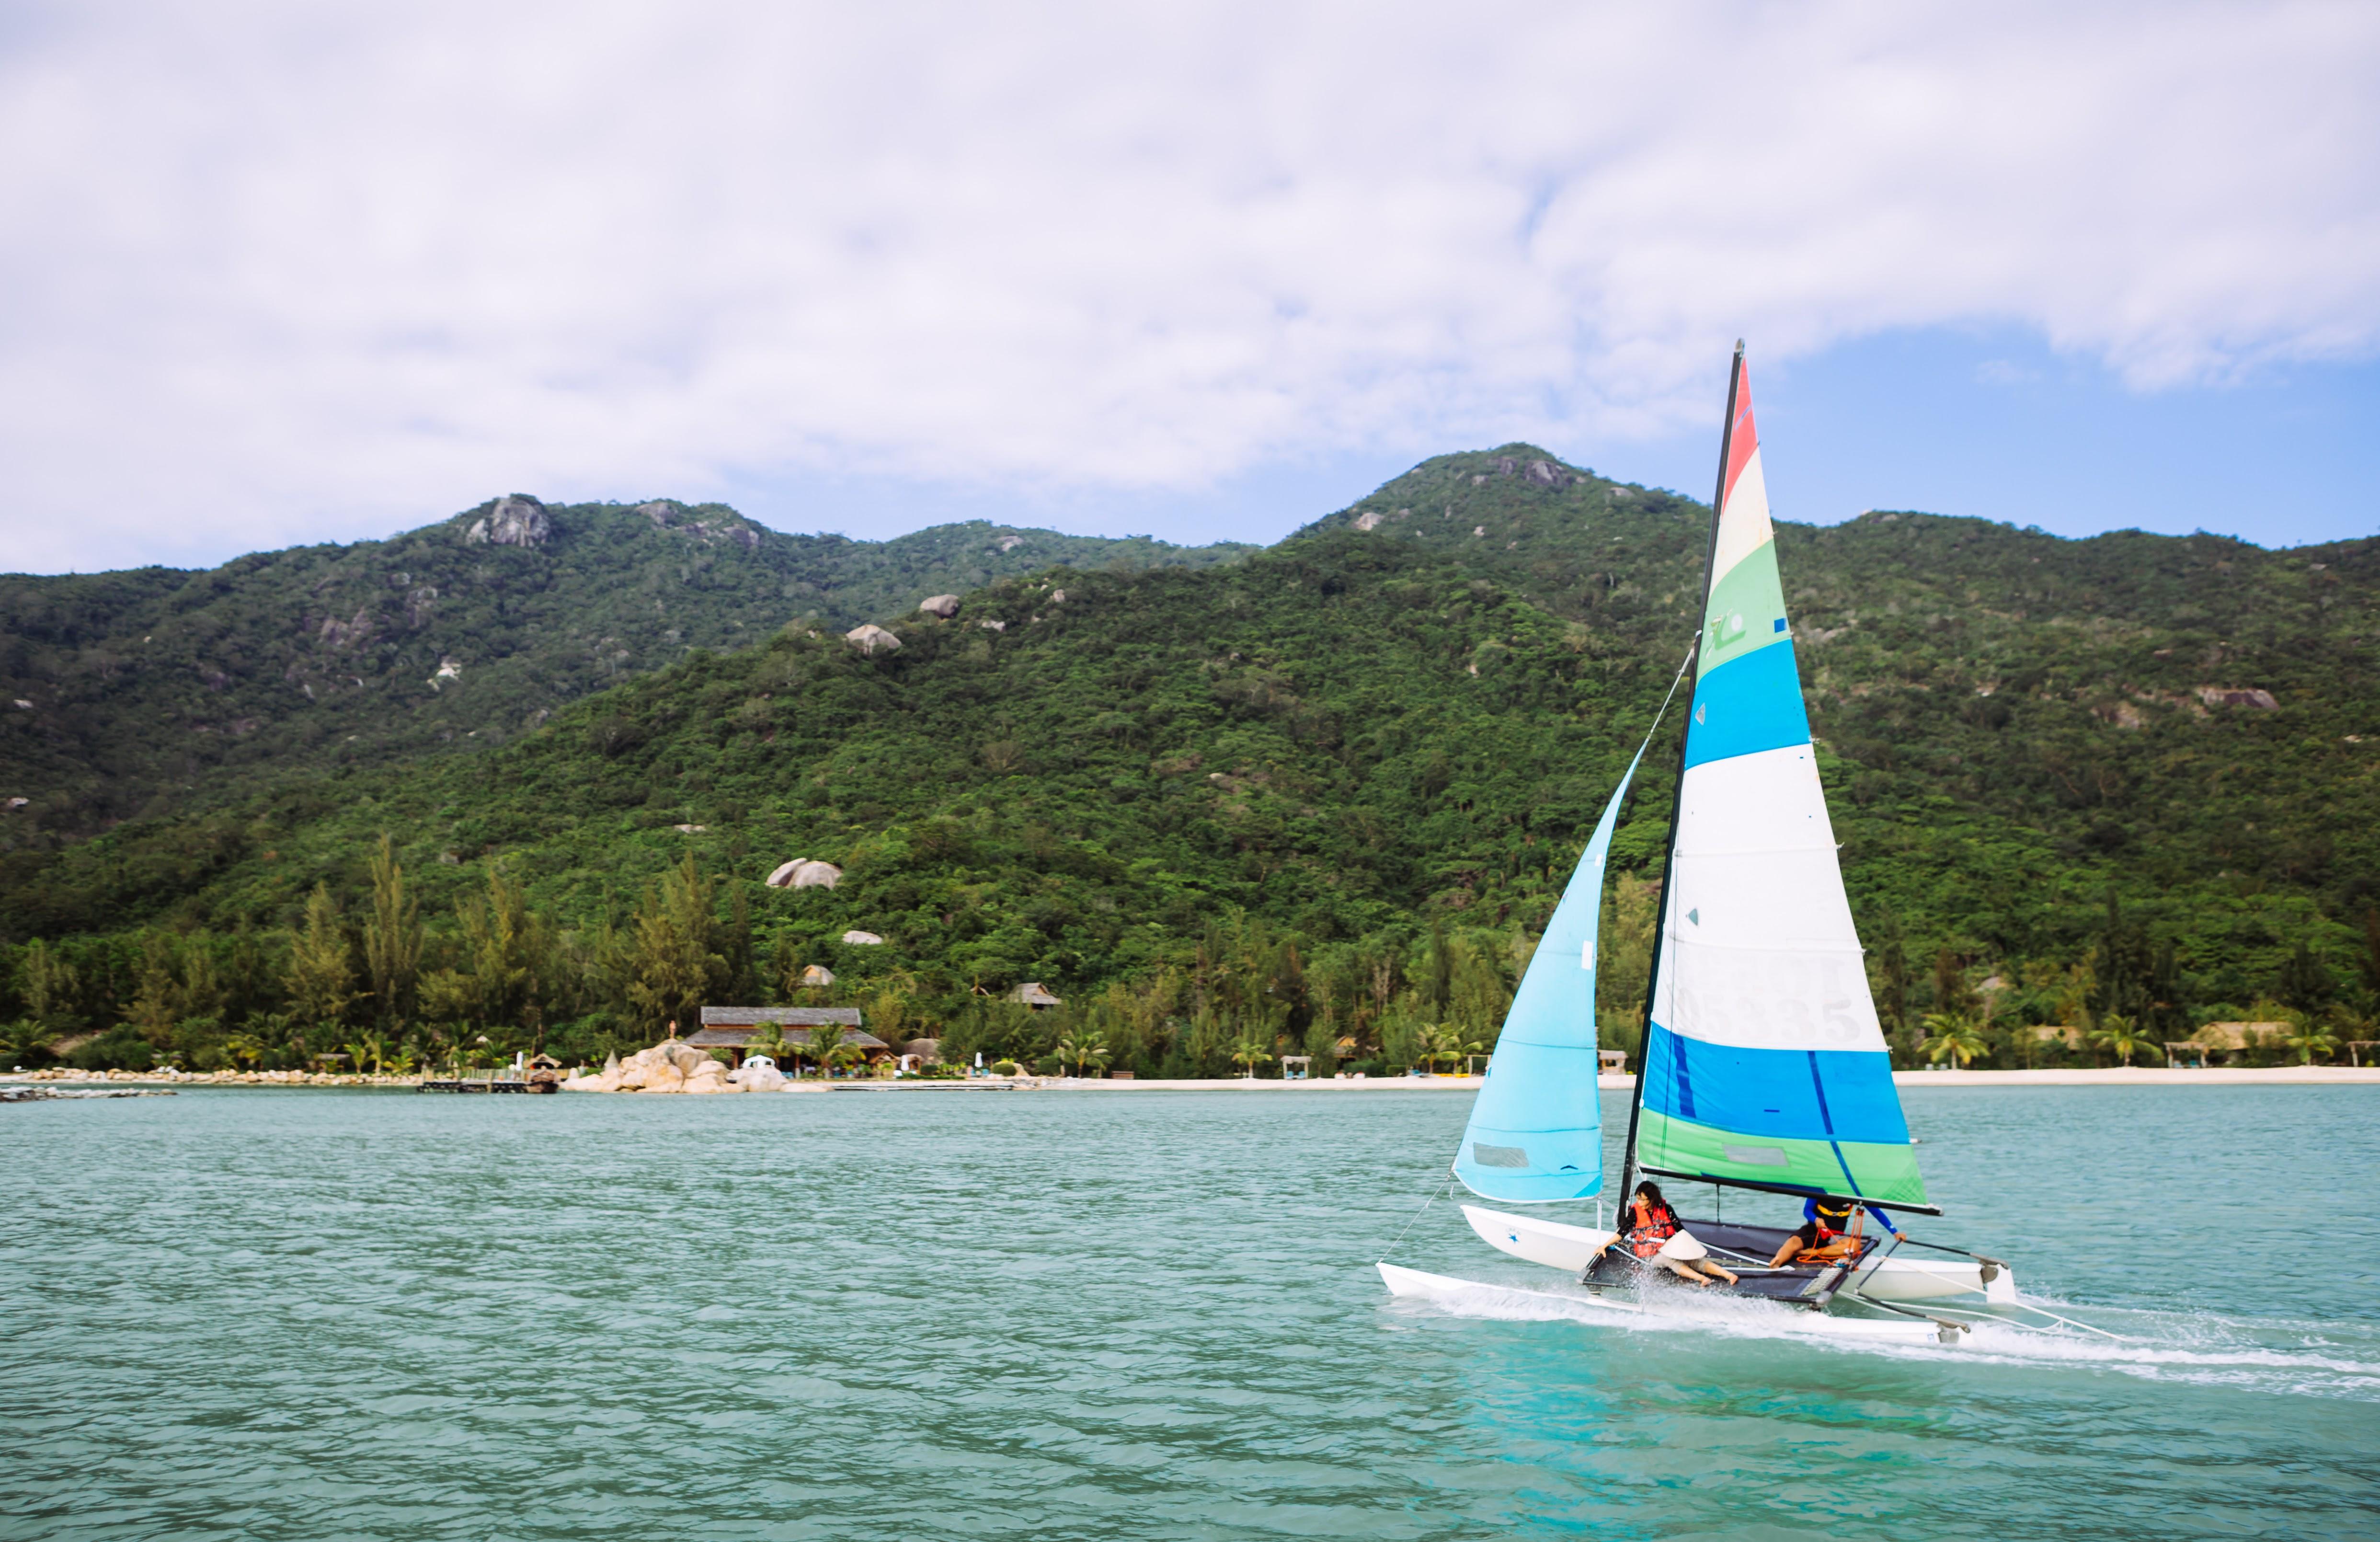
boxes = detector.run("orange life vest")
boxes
[1623,1199,1681,1258]
[1805,1207,1865,1261]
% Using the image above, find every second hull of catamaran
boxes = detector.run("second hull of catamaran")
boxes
[1376,1261,1966,1346]
[1462,1205,2016,1305]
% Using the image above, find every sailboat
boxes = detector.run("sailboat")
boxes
[1380,344,2018,1344]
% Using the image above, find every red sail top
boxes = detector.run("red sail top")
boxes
[1721,355,1759,511]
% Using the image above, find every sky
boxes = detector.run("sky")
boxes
[2,1,2376,573]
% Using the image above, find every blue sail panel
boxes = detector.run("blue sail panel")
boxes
[1682,640,1810,771]
[1452,746,1646,1202]
[1639,1024,1910,1147]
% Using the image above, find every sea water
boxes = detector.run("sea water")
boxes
[2,1084,2374,1540]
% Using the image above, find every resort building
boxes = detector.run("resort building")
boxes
[691,1005,886,1068]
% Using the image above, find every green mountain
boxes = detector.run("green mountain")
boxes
[4,447,2376,1076]
[0,496,1251,842]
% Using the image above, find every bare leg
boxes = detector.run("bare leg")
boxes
[1655,1256,1713,1286]
[1769,1236,1806,1268]
[1693,1258,1740,1286]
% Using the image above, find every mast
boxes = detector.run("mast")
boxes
[1614,339,1741,1211]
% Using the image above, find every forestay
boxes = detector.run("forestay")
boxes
[1452,744,1649,1202]
[1637,355,1927,1208]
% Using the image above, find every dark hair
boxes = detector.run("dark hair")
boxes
[1631,1181,1672,1217]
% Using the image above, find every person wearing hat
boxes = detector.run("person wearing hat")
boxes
[1618,1181,1740,1287]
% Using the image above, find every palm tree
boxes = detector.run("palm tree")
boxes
[2088,1013,2148,1068]
[2281,1008,2338,1066]
[2,1018,53,1066]
[1051,1026,1110,1078]
[1921,1010,1990,1069]
[1423,1021,1485,1074]
[802,1023,862,1079]
[1228,1030,1275,1080]
[344,1032,389,1075]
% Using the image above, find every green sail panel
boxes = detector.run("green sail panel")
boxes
[1636,1108,1927,1208]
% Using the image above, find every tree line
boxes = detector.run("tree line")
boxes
[9,837,2375,1077]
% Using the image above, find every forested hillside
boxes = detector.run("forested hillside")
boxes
[0,496,1250,843]
[3,448,2377,1078]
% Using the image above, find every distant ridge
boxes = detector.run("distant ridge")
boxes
[0,496,1251,842]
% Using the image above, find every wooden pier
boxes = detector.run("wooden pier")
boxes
[417,1071,548,1094]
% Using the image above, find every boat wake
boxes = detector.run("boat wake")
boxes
[1942,1298,2380,1402]
[1384,1268,2380,1401]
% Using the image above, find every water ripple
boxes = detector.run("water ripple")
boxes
[3,1085,2376,1540]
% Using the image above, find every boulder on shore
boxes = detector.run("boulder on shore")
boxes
[564,1038,771,1094]
[730,1058,789,1091]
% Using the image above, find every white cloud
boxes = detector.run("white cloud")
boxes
[1,0,2374,569]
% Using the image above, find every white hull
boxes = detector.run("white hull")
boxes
[1460,1205,2016,1304]
[1377,1262,1959,1344]
[1461,1203,1614,1271]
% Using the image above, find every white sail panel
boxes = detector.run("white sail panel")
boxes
[1706,445,1774,580]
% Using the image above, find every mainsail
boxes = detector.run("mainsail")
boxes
[1633,348,1929,1210]
[1452,746,1650,1202]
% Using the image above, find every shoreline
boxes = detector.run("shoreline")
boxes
[1017,1067,2380,1089]
[5,1066,2375,1095]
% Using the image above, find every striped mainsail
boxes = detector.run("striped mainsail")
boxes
[1636,353,1927,1207]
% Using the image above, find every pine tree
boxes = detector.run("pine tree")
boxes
[1874,916,1913,1064]
[2360,908,2380,1017]
[124,932,182,1039]
[2088,893,2154,1024]
[460,864,555,1044]
[16,939,80,1030]
[363,834,423,1033]
[625,856,730,1036]
[286,883,356,1033]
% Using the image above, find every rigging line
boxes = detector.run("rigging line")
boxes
[1376,1169,1456,1266]
[1645,640,1695,747]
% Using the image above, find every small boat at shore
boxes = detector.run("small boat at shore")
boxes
[1382,345,2021,1346]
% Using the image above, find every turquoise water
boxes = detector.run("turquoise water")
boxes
[4,1085,2376,1540]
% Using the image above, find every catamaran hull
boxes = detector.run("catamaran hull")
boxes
[1460,1204,2014,1303]
[1377,1261,1960,1344]
[1461,1203,1616,1270]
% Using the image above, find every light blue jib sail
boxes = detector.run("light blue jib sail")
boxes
[1452,743,1649,1202]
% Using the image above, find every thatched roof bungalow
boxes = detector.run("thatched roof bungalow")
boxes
[691,1005,884,1064]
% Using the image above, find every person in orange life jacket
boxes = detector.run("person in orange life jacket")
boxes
[1768,1196,1899,1268]
[1618,1181,1739,1287]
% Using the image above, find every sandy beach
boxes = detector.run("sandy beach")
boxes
[866,1067,2380,1091]
[8,1066,2376,1094]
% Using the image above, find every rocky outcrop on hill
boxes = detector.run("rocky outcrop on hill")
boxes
[765,858,842,889]
[920,594,961,618]
[465,495,553,548]
[846,623,901,655]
